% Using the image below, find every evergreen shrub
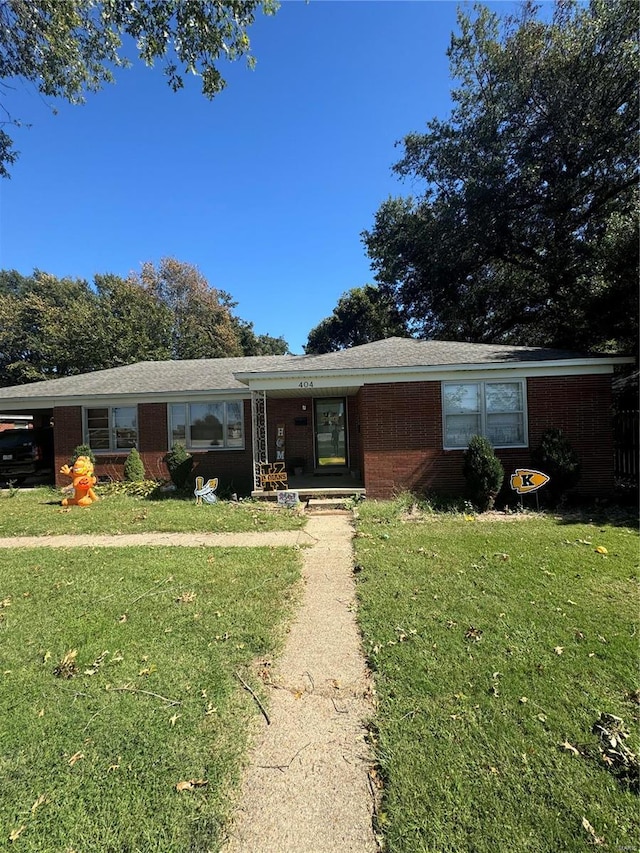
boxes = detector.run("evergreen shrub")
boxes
[463,435,504,511]
[531,427,581,504]
[123,447,146,482]
[163,443,193,490]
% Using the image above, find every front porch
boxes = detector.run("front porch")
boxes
[251,469,365,500]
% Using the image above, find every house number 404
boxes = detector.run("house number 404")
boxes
[298,381,314,388]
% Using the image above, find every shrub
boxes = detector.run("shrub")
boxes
[163,443,193,491]
[71,444,96,465]
[97,479,160,498]
[531,427,581,505]
[463,435,504,511]
[123,447,146,482]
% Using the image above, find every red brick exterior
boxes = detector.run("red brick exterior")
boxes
[53,400,255,495]
[359,375,615,499]
[52,374,615,500]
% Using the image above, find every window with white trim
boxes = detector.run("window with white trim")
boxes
[442,381,526,449]
[85,406,137,451]
[169,402,244,450]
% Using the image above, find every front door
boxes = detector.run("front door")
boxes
[314,398,347,468]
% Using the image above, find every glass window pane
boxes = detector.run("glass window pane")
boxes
[444,384,480,414]
[87,408,108,429]
[169,404,186,446]
[190,403,224,448]
[86,408,109,449]
[445,414,481,448]
[486,383,522,413]
[88,429,110,450]
[487,413,524,446]
[226,401,244,447]
[113,406,137,449]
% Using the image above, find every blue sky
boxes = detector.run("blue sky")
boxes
[0,1,513,354]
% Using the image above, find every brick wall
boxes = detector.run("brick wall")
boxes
[267,397,314,472]
[360,375,615,499]
[53,406,83,482]
[53,400,255,495]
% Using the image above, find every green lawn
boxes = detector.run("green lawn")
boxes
[354,500,639,853]
[0,545,300,851]
[0,487,306,536]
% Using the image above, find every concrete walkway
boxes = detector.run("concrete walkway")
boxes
[0,530,317,549]
[223,512,378,853]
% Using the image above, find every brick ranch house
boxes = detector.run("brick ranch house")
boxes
[0,338,632,500]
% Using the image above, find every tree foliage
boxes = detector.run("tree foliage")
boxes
[363,0,638,354]
[0,259,289,386]
[0,0,278,177]
[304,284,409,354]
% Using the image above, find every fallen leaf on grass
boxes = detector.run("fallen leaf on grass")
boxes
[68,751,84,766]
[553,646,564,655]
[175,778,208,792]
[30,794,47,813]
[54,650,78,679]
[465,626,483,642]
[581,817,605,845]
[9,825,25,842]
[594,546,608,555]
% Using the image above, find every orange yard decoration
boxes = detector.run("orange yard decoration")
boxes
[60,455,99,507]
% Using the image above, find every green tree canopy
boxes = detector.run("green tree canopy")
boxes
[363,0,638,354]
[0,260,290,386]
[0,0,278,177]
[304,284,409,354]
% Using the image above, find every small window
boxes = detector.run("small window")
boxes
[85,406,137,452]
[443,381,526,449]
[169,401,244,451]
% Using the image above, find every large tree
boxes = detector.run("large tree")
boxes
[0,261,290,385]
[304,284,409,354]
[137,258,245,360]
[363,0,638,354]
[0,270,99,384]
[0,0,278,177]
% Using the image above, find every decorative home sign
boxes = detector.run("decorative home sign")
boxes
[277,490,300,508]
[194,476,218,504]
[258,461,288,491]
[275,423,285,463]
[510,469,550,495]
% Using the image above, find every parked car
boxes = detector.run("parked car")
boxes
[0,428,54,483]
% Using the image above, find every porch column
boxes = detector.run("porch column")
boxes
[251,390,268,491]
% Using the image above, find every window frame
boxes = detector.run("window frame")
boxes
[168,400,245,452]
[83,405,138,453]
[442,379,528,450]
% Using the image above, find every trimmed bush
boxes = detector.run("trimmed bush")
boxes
[163,443,193,491]
[463,435,504,511]
[123,447,146,482]
[71,444,96,465]
[531,427,581,505]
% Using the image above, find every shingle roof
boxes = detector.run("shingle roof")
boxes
[0,355,295,400]
[0,337,620,403]
[235,337,594,376]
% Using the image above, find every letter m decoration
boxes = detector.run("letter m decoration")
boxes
[258,462,289,491]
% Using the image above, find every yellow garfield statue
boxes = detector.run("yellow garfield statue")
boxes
[60,455,99,507]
